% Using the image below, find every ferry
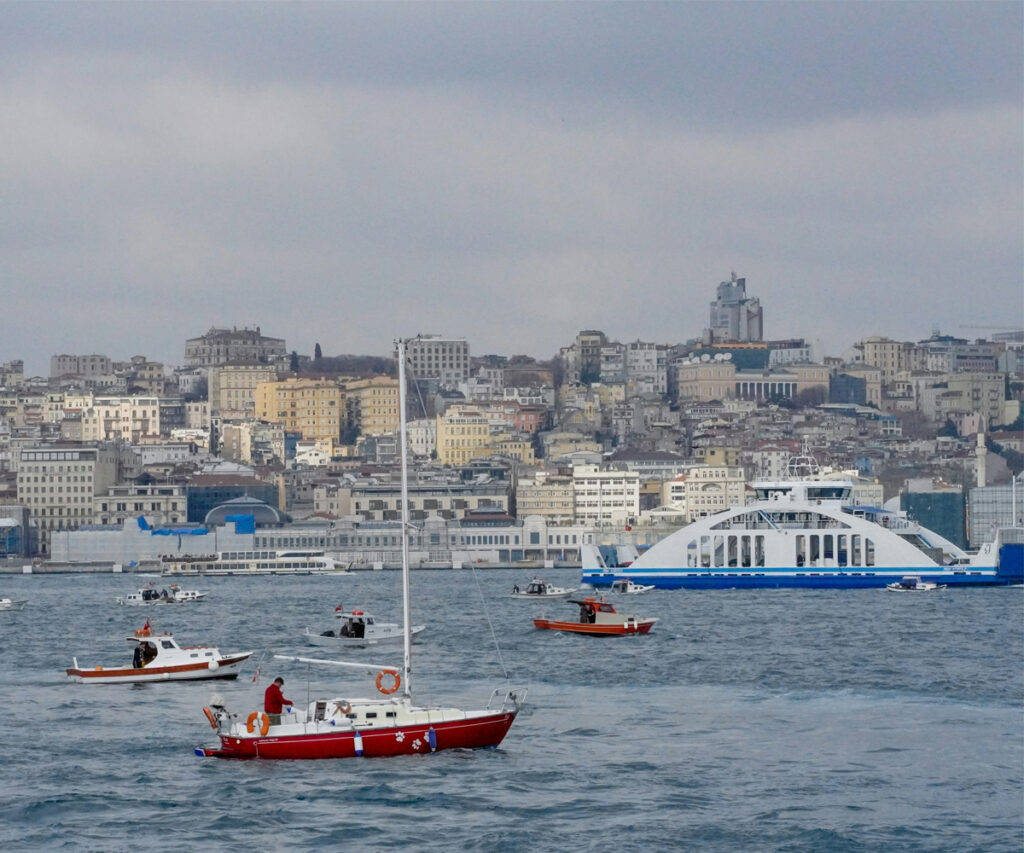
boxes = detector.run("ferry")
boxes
[161,550,344,576]
[582,474,1024,591]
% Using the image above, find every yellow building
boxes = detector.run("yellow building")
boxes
[436,405,492,465]
[255,377,344,441]
[209,364,279,420]
[344,376,401,437]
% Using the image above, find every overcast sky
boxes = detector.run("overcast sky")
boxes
[2,1,1021,375]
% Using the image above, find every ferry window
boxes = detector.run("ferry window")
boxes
[740,536,751,568]
[755,535,765,568]
[795,535,805,567]
[700,536,711,568]
[687,541,697,568]
[713,535,724,568]
[865,538,875,567]
[809,535,820,566]
[837,535,848,567]
[727,536,737,567]
[824,536,834,563]
[852,535,862,566]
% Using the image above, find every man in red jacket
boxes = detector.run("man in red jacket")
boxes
[264,677,293,723]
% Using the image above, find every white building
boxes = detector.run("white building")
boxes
[403,336,470,388]
[572,464,640,528]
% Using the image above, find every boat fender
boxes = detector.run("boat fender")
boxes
[203,706,218,729]
[246,711,271,736]
[207,660,220,671]
[334,700,352,716]
[353,733,364,756]
[375,670,401,695]
[427,728,437,752]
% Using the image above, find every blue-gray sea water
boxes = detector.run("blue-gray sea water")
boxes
[1,570,1021,852]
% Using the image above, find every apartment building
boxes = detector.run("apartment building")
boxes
[516,474,575,523]
[208,364,279,420]
[345,376,401,437]
[436,405,492,466]
[403,336,470,388]
[254,377,344,441]
[96,483,187,527]
[80,396,161,443]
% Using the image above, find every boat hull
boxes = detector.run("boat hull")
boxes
[197,711,517,759]
[66,654,251,684]
[581,569,1019,589]
[303,626,425,648]
[532,618,657,635]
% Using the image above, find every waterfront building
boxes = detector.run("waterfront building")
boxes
[16,442,120,554]
[350,477,510,522]
[572,464,640,528]
[185,473,279,523]
[95,482,187,527]
[516,473,575,524]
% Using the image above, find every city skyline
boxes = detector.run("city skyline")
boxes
[3,2,1021,376]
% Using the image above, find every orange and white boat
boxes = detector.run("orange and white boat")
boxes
[66,623,252,684]
[533,597,659,636]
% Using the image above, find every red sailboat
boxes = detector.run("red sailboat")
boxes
[533,597,659,636]
[195,339,526,759]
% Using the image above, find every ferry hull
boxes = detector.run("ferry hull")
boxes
[582,564,1023,591]
[197,711,517,759]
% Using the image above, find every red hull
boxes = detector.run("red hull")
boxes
[532,618,656,635]
[198,711,517,759]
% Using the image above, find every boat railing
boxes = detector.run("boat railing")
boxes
[488,686,528,712]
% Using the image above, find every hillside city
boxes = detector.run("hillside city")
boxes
[1,273,1022,568]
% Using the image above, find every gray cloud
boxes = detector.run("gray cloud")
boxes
[1,2,1020,374]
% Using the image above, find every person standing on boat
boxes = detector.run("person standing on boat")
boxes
[264,677,293,724]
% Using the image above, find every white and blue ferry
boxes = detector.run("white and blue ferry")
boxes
[582,475,1024,591]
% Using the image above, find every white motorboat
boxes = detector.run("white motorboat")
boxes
[886,576,947,592]
[0,597,27,611]
[116,584,206,605]
[510,578,576,599]
[67,622,252,684]
[304,608,426,647]
[609,578,655,595]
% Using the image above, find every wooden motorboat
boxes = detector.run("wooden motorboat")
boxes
[304,608,426,647]
[533,597,659,636]
[510,578,576,599]
[67,623,252,684]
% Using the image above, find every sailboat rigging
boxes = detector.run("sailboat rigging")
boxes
[195,338,526,759]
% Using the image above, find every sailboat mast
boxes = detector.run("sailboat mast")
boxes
[397,339,413,698]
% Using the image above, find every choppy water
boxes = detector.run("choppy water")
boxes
[0,570,1021,852]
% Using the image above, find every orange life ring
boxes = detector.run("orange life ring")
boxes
[375,670,401,695]
[334,700,352,716]
[246,711,271,736]
[203,706,218,729]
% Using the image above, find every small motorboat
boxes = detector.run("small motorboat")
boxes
[533,597,659,636]
[116,584,206,605]
[66,622,252,684]
[609,578,655,595]
[304,608,426,648]
[886,576,947,592]
[510,578,576,599]
[0,597,27,611]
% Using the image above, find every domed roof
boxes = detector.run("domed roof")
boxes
[203,496,291,527]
